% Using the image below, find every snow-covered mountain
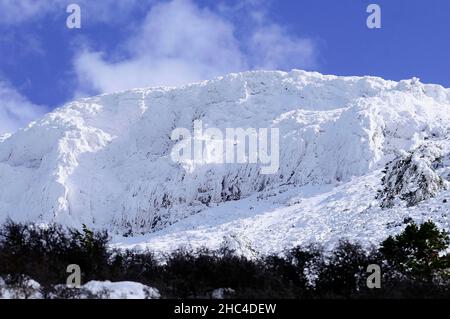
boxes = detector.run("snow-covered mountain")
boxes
[1,70,450,255]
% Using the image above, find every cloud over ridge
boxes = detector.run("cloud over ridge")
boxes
[74,0,318,93]
[0,0,319,132]
[0,80,45,134]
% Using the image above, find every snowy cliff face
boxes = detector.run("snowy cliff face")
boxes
[0,70,450,242]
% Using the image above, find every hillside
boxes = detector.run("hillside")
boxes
[1,70,449,254]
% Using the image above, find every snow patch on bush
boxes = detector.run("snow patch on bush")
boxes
[378,144,449,208]
[0,277,42,299]
[0,278,160,299]
[82,280,160,299]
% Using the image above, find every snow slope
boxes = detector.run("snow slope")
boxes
[0,70,449,254]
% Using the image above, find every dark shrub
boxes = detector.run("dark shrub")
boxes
[0,220,449,299]
[0,220,110,287]
[380,221,450,281]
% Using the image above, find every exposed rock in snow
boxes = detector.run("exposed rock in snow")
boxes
[0,70,450,254]
[378,144,448,208]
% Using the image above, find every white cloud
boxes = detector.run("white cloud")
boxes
[0,0,142,26]
[0,81,46,134]
[250,25,317,70]
[0,0,58,25]
[0,0,148,134]
[74,0,247,93]
[74,0,318,94]
[0,0,319,132]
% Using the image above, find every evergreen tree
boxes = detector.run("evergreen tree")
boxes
[380,221,450,281]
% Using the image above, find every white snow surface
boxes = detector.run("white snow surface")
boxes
[82,281,160,299]
[1,70,450,255]
[0,278,160,299]
[0,277,42,299]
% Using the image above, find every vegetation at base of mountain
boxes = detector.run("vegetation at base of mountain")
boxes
[0,219,449,299]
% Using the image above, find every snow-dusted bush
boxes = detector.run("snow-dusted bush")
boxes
[378,144,448,208]
[82,281,160,299]
[0,278,160,299]
[211,288,236,299]
[0,276,42,299]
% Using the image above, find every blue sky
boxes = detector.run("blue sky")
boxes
[0,0,449,133]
